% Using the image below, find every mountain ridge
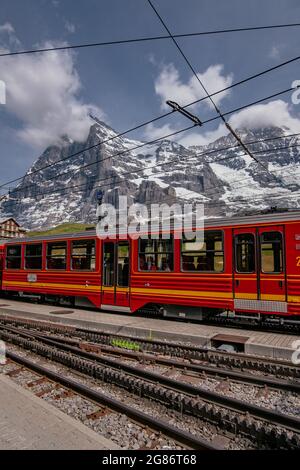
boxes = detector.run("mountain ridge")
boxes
[1,120,299,229]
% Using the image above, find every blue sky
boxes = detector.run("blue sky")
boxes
[0,0,300,188]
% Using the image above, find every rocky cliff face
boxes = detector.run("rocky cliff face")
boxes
[1,118,299,229]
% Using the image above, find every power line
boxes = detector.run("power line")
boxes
[192,145,300,198]
[1,23,300,58]
[39,86,295,185]
[4,85,294,198]
[141,184,300,212]
[1,52,300,191]
[141,189,300,218]
[5,124,194,195]
[123,149,300,211]
[140,143,300,203]
[0,130,284,199]
[147,0,282,182]
[25,164,300,209]
[6,138,300,205]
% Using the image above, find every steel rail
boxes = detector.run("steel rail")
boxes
[30,329,300,393]
[6,350,219,451]
[1,323,300,434]
[1,315,298,377]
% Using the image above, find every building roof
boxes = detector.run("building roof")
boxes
[0,217,20,226]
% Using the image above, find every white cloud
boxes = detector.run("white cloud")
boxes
[149,100,300,148]
[228,100,300,133]
[0,27,103,149]
[146,62,233,146]
[180,100,300,147]
[150,61,300,148]
[154,63,233,111]
[65,21,76,34]
[181,101,300,147]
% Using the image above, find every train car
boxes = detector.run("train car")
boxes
[1,210,300,322]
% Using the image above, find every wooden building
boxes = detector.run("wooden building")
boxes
[0,218,26,239]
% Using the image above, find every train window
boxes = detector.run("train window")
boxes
[25,244,43,270]
[6,245,21,269]
[103,243,114,286]
[260,231,283,273]
[181,231,224,272]
[46,242,67,270]
[235,234,255,273]
[139,236,173,271]
[71,240,95,271]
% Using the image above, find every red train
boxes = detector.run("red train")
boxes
[0,211,300,322]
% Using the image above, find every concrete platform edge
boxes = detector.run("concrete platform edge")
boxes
[0,374,120,450]
[0,305,297,361]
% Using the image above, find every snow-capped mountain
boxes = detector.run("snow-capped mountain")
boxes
[1,119,299,229]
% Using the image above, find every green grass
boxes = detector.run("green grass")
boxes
[27,222,95,237]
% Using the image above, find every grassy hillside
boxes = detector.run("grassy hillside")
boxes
[27,222,95,237]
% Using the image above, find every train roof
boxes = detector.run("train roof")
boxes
[2,209,300,244]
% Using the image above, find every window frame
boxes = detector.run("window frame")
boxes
[138,235,174,272]
[234,232,256,274]
[24,243,43,271]
[46,241,67,271]
[180,230,225,273]
[6,244,22,270]
[71,239,96,272]
[260,231,283,274]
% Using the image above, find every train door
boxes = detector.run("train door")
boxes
[101,241,130,311]
[233,228,258,300]
[257,225,286,302]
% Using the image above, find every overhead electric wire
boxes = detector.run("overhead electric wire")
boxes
[1,51,300,191]
[31,86,296,185]
[15,163,300,209]
[140,180,300,212]
[5,84,294,198]
[1,23,300,58]
[141,189,300,217]
[5,138,300,205]
[147,0,283,181]
[1,12,299,206]
[3,129,296,199]
[132,143,300,205]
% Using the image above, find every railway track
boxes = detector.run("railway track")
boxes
[2,322,299,393]
[0,322,299,449]
[3,353,217,450]
[1,315,299,379]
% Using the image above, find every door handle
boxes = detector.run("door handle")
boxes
[279,280,283,288]
[235,279,239,287]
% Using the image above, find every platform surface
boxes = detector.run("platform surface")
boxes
[0,373,119,450]
[0,299,299,361]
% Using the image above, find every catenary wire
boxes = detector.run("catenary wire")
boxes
[1,51,300,191]
[1,23,300,57]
